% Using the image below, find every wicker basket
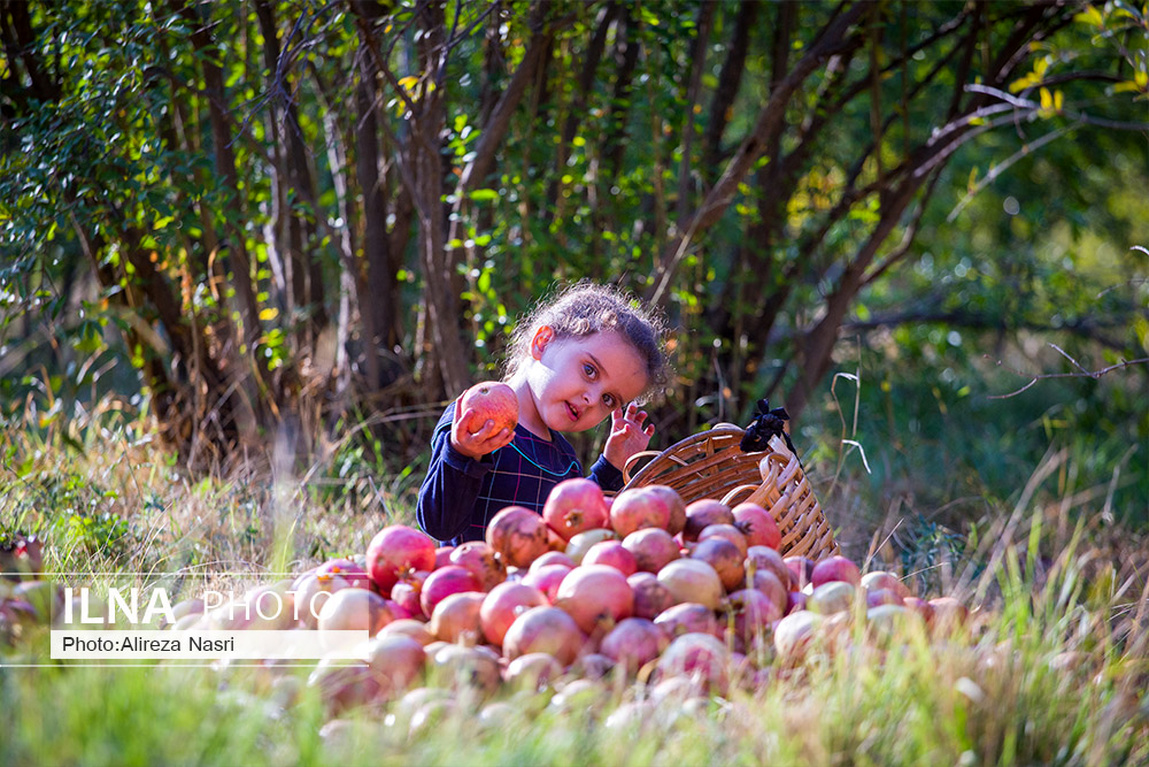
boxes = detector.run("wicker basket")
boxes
[621,427,838,560]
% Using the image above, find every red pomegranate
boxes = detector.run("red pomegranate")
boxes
[683,500,735,541]
[292,572,351,629]
[449,541,507,591]
[690,536,746,592]
[653,602,720,640]
[622,527,681,574]
[390,570,430,619]
[502,606,584,666]
[646,486,687,536]
[564,529,618,565]
[599,617,667,674]
[865,588,904,608]
[363,634,426,697]
[698,523,749,558]
[434,546,455,569]
[554,564,634,635]
[860,570,912,600]
[657,559,724,611]
[317,588,402,636]
[479,581,548,647]
[503,652,564,693]
[420,565,481,618]
[428,591,485,644]
[486,506,550,568]
[657,632,730,694]
[529,551,576,572]
[459,381,519,435]
[366,525,437,594]
[784,556,817,590]
[726,588,783,643]
[581,540,638,576]
[378,619,434,646]
[307,660,381,716]
[732,502,781,550]
[542,478,610,542]
[747,568,788,616]
[627,572,677,620]
[316,558,373,590]
[811,555,862,588]
[745,545,792,590]
[608,487,673,537]
[520,563,571,604]
[786,591,808,615]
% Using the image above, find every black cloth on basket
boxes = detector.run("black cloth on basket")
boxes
[739,399,797,455]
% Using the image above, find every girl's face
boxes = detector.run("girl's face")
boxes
[512,327,649,437]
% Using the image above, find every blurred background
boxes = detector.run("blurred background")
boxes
[1,0,1145,579]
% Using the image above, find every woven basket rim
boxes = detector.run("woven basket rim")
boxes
[619,425,838,560]
[622,425,764,488]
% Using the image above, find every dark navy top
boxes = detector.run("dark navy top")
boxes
[416,403,624,545]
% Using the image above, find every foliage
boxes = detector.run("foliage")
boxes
[1,0,1145,465]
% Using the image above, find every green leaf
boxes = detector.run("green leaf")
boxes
[1073,5,1105,26]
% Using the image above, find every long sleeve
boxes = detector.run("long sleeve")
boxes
[416,416,493,544]
[587,455,624,493]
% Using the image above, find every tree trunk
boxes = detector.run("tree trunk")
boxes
[602,6,641,180]
[255,0,327,347]
[714,0,798,405]
[171,0,266,373]
[544,3,618,223]
[253,0,292,320]
[675,1,714,223]
[355,41,401,389]
[703,0,759,175]
[0,1,57,104]
[414,1,469,398]
[446,3,553,280]
[788,184,919,419]
[647,4,867,309]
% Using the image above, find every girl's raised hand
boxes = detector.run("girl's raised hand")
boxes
[603,403,655,470]
[451,399,514,460]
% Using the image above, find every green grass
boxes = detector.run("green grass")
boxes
[0,662,329,767]
[1,400,1147,766]
[2,555,1145,767]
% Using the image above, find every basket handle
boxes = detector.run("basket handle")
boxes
[720,484,762,507]
[622,450,689,484]
[622,451,659,484]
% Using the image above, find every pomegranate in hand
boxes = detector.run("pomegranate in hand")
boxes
[460,381,519,435]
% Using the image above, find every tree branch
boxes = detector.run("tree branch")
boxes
[647,2,867,308]
[988,347,1149,400]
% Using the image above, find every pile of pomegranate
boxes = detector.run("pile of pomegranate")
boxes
[2,482,972,725]
[249,479,967,719]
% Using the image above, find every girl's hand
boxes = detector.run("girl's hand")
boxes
[451,399,514,460]
[603,403,655,470]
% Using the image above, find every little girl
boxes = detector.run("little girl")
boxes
[417,282,670,545]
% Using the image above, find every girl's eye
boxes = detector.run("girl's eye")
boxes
[602,394,616,408]
[583,363,596,379]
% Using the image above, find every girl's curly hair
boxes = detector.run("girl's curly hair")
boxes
[505,281,671,402]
